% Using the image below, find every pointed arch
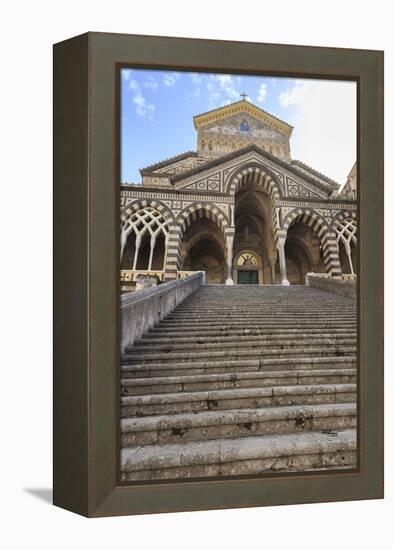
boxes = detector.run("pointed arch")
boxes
[226,162,283,201]
[120,206,170,271]
[281,208,342,277]
[121,198,174,226]
[331,210,357,237]
[176,203,230,238]
[332,212,357,275]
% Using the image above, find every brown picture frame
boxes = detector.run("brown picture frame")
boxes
[53,32,383,517]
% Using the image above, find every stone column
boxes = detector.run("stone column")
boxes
[277,240,290,286]
[147,235,156,271]
[132,234,141,271]
[269,259,277,284]
[163,227,182,281]
[120,229,127,262]
[225,235,234,285]
[344,241,354,275]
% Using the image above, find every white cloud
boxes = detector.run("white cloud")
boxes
[163,72,180,87]
[190,73,202,85]
[257,83,267,104]
[279,79,356,185]
[189,73,202,97]
[127,78,155,120]
[129,79,140,92]
[207,74,241,107]
[143,77,158,90]
[121,69,132,82]
[133,92,155,119]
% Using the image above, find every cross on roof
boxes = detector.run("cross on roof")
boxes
[240,92,248,100]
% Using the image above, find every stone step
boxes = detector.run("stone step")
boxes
[121,368,357,395]
[176,302,356,308]
[180,302,356,306]
[120,429,357,481]
[147,327,356,339]
[140,330,357,345]
[128,336,356,354]
[122,345,356,365]
[162,313,356,321]
[166,309,356,316]
[155,320,357,330]
[121,356,356,378]
[121,403,357,446]
[121,383,356,417]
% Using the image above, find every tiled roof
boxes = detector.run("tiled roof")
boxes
[291,160,339,188]
[140,151,197,174]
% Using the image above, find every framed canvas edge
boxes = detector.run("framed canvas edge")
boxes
[53,32,384,518]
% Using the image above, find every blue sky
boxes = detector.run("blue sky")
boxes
[121,69,356,186]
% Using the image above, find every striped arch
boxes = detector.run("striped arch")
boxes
[281,208,342,278]
[227,163,282,241]
[162,203,231,281]
[177,203,230,238]
[121,198,174,226]
[226,163,283,202]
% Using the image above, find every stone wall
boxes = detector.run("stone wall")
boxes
[120,271,204,353]
[307,273,356,300]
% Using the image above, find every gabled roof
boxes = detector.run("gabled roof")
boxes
[140,151,197,175]
[291,160,339,188]
[193,100,293,136]
[170,144,339,194]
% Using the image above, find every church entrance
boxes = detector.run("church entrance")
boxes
[238,270,258,284]
[233,251,264,284]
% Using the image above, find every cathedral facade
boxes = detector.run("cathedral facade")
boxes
[120,99,357,290]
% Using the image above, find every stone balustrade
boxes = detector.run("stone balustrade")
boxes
[307,273,356,299]
[120,271,205,353]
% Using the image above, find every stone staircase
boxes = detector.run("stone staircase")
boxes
[120,285,357,481]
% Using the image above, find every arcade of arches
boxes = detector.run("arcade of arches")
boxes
[120,99,357,288]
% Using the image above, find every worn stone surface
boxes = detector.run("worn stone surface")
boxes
[120,284,357,480]
[135,274,160,291]
[120,429,357,481]
[120,271,203,352]
[307,273,357,299]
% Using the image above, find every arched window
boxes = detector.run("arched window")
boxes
[237,253,258,267]
[121,207,169,271]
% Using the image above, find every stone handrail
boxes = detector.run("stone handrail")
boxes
[307,273,356,299]
[121,271,205,353]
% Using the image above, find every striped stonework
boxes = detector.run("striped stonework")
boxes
[227,164,282,201]
[164,225,183,280]
[227,164,282,242]
[282,208,342,278]
[177,203,230,239]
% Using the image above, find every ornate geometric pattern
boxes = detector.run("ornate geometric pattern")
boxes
[121,206,170,271]
[336,218,357,246]
[122,206,169,240]
[120,102,357,283]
